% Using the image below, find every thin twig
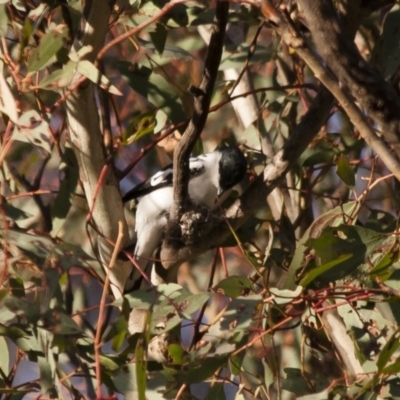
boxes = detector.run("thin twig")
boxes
[94,221,125,399]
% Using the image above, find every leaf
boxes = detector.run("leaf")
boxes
[149,24,167,54]
[299,255,353,287]
[0,5,9,37]
[27,25,69,72]
[151,292,211,334]
[284,201,360,289]
[0,72,18,123]
[282,368,312,396]
[2,200,31,221]
[219,43,274,70]
[135,335,147,400]
[335,154,355,188]
[113,363,137,394]
[76,60,122,95]
[38,356,53,393]
[176,355,229,384]
[269,285,303,304]
[138,38,195,60]
[121,111,157,144]
[219,294,262,336]
[0,227,96,273]
[51,146,79,237]
[213,276,253,298]
[117,61,185,124]
[13,110,52,153]
[369,242,399,280]
[0,336,9,375]
[38,60,76,90]
[303,225,385,284]
[168,344,184,365]
[102,316,128,352]
[376,329,400,372]
[372,4,400,79]
[205,383,226,400]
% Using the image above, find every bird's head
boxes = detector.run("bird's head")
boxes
[217,146,247,195]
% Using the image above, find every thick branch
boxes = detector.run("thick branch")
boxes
[261,0,400,181]
[65,0,130,298]
[297,0,400,159]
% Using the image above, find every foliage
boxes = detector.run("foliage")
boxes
[1,0,400,399]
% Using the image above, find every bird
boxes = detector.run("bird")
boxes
[123,146,247,291]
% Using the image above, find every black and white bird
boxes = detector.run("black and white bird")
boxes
[123,146,247,290]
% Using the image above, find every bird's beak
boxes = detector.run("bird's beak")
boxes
[215,188,224,205]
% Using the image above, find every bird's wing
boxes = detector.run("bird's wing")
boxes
[123,164,173,201]
[123,156,207,202]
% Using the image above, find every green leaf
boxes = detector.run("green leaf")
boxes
[220,294,262,335]
[2,200,31,221]
[117,62,185,124]
[121,111,157,144]
[27,25,69,72]
[369,243,399,280]
[335,154,355,188]
[303,225,385,284]
[213,276,253,298]
[135,336,147,400]
[0,336,9,375]
[282,368,312,396]
[51,146,79,237]
[99,355,120,371]
[299,254,353,287]
[102,316,128,352]
[284,201,360,289]
[205,383,226,400]
[76,60,122,95]
[149,23,167,54]
[151,292,210,334]
[138,38,194,61]
[38,356,53,393]
[113,363,138,394]
[177,355,229,384]
[381,357,400,374]
[219,43,274,70]
[168,344,184,365]
[38,60,76,90]
[376,329,400,372]
[372,4,400,79]
[0,5,9,37]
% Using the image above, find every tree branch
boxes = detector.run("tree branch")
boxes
[170,1,229,220]
[158,2,229,281]
[260,0,400,181]
[65,0,131,298]
[297,0,400,159]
